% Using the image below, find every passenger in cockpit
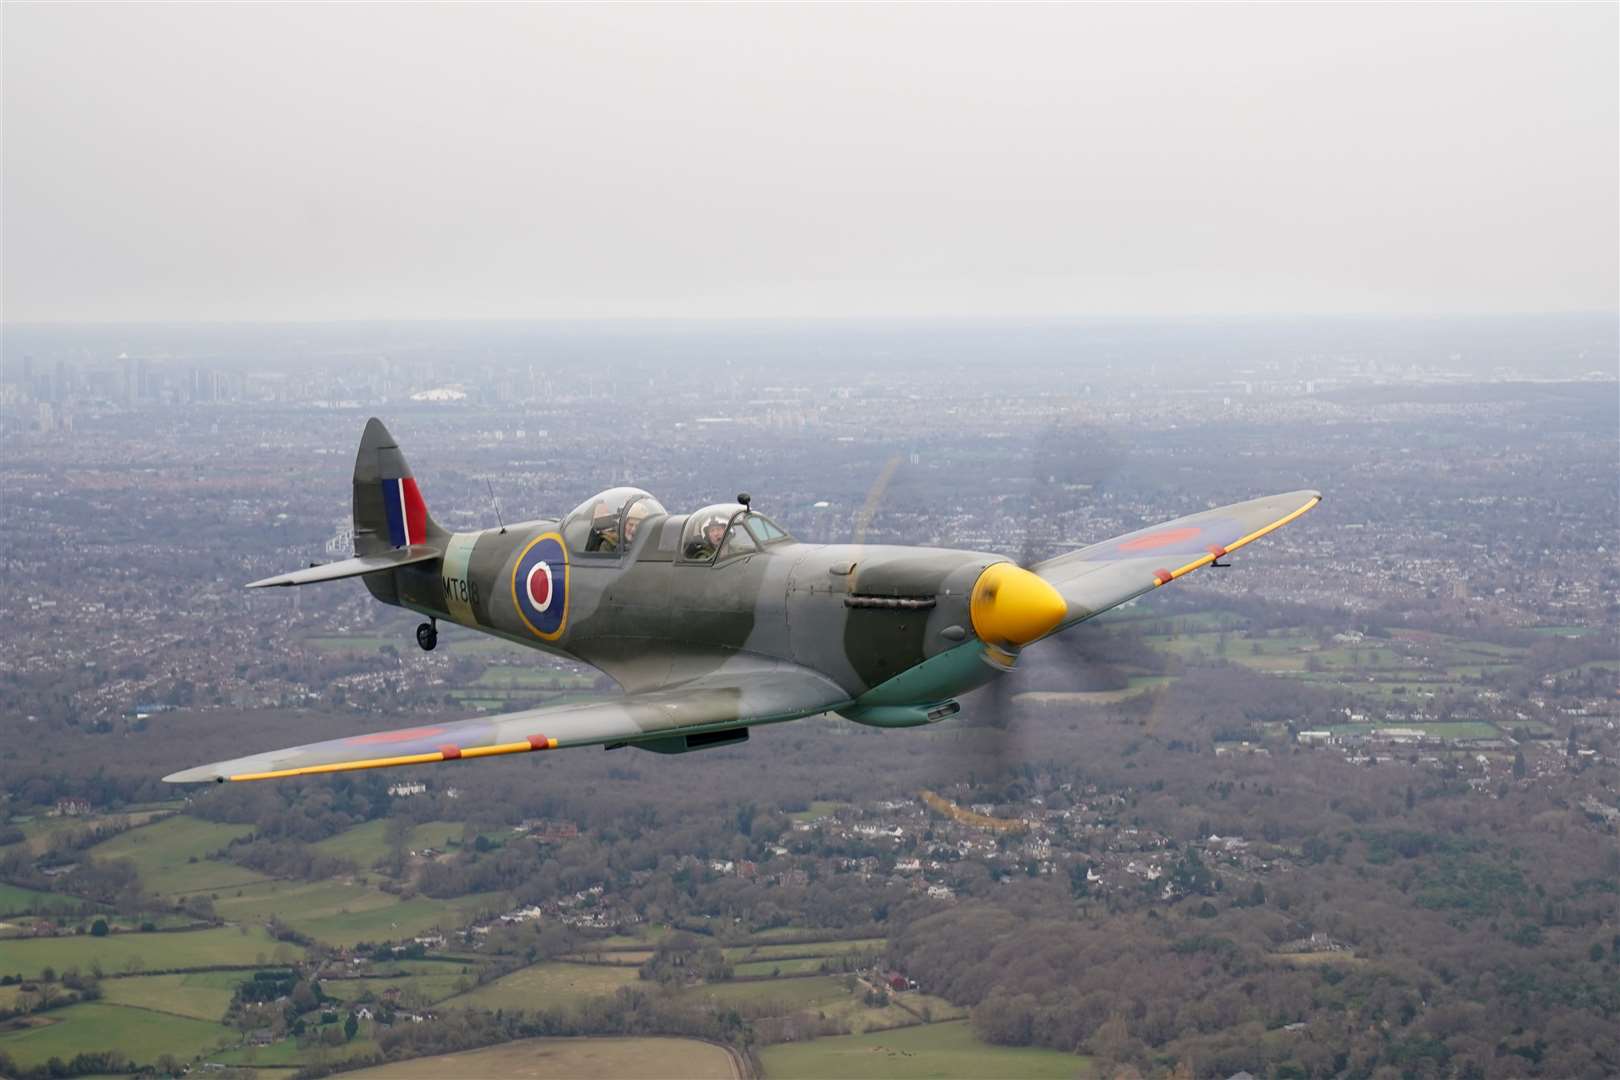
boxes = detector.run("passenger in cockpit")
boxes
[622,501,654,548]
[684,515,730,560]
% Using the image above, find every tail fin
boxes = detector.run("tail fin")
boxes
[352,418,447,556]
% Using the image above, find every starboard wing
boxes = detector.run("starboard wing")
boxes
[1031,489,1320,634]
[164,663,851,783]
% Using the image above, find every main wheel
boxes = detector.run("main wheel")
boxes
[416,621,438,652]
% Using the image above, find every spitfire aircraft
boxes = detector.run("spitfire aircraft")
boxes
[165,419,1319,784]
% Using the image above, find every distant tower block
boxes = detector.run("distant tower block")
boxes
[1451,580,1469,601]
[327,522,356,556]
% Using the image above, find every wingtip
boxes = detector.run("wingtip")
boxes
[164,766,227,784]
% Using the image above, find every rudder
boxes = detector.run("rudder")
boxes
[352,418,446,556]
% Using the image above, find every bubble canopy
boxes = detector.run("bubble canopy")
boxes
[679,502,793,562]
[561,487,666,555]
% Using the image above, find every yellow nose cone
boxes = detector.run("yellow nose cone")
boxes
[970,563,1068,648]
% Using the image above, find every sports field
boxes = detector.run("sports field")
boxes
[759,1019,1091,1079]
[346,1035,740,1079]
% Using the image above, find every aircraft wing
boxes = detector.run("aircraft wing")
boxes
[1031,489,1320,633]
[163,662,851,783]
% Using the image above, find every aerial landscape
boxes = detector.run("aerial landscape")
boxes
[3,3,1616,1079]
[0,315,1615,1078]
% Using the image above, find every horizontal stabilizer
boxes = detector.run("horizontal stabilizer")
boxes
[246,545,441,589]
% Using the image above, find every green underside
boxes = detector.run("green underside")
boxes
[840,641,998,725]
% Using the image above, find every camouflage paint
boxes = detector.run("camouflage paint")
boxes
[171,417,1321,783]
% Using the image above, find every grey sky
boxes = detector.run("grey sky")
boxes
[3,2,1616,322]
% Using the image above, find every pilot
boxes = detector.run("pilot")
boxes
[588,520,618,552]
[684,515,730,560]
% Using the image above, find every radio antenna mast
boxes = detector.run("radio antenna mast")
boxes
[487,480,506,534]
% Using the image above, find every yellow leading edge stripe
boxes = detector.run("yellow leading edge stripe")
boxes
[1154,494,1321,587]
[228,737,559,782]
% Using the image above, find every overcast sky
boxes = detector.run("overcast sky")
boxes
[3,3,1616,323]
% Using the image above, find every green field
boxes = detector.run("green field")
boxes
[86,815,264,897]
[679,974,849,1010]
[451,696,512,710]
[562,948,654,967]
[1324,721,1501,741]
[442,961,640,1010]
[345,1035,738,1079]
[0,1002,234,1068]
[727,937,885,962]
[735,957,832,977]
[98,971,243,1020]
[472,667,597,690]
[0,882,85,917]
[0,925,286,978]
[448,688,600,711]
[816,989,968,1035]
[788,801,847,823]
[310,819,465,866]
[305,893,496,948]
[322,962,477,1006]
[759,1019,1091,1079]
[210,1033,381,1068]
[213,877,385,924]
[207,873,498,947]
[591,925,674,949]
[1138,624,1533,700]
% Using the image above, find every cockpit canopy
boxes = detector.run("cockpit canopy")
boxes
[561,488,792,561]
[562,487,667,556]
[679,502,793,562]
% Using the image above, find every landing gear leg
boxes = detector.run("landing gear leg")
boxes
[416,619,438,652]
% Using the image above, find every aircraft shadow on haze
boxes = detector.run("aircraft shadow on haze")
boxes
[165,419,1319,783]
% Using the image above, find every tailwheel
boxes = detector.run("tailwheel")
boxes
[415,620,438,652]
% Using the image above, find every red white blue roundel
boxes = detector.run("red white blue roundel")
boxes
[512,533,568,640]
